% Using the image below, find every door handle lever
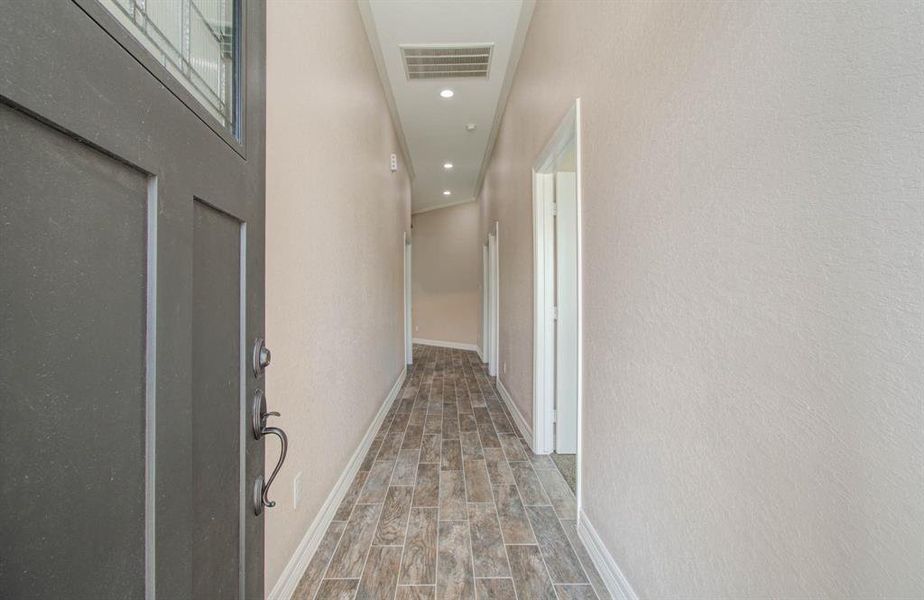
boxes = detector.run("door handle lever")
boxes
[251,389,288,515]
[259,425,287,510]
[260,410,280,430]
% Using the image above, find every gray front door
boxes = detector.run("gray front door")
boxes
[1,1,268,598]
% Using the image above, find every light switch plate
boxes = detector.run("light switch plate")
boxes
[293,472,303,509]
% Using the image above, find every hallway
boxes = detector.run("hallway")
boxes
[293,345,607,600]
[3,1,922,598]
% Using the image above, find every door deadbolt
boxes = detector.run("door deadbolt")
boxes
[252,337,271,376]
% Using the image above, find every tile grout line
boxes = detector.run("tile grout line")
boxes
[310,521,350,600]
[314,360,416,600]
[479,361,521,600]
[394,345,431,597]
[486,363,562,600]
[433,346,442,599]
[538,471,601,598]
[459,367,479,596]
[482,356,522,600]
[395,345,432,596]
[387,355,427,600]
[353,353,423,600]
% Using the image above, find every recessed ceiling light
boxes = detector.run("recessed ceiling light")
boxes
[443,190,451,196]
[465,123,477,131]
[440,89,454,98]
[443,162,453,169]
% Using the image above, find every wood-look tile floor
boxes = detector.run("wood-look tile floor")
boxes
[293,345,610,600]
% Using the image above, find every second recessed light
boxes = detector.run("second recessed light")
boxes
[443,162,453,169]
[443,190,451,196]
[440,89,454,98]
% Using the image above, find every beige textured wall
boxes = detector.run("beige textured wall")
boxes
[480,1,924,597]
[412,202,481,347]
[265,1,410,591]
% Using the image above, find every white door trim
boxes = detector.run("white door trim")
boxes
[532,171,556,454]
[554,171,579,454]
[481,244,488,363]
[492,222,500,376]
[531,99,584,512]
[487,223,500,377]
[404,232,413,365]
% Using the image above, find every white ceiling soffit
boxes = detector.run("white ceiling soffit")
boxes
[358,0,536,214]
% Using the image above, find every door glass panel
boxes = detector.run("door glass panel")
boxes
[100,0,238,135]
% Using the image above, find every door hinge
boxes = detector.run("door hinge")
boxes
[551,306,559,320]
[552,409,557,423]
[551,202,558,216]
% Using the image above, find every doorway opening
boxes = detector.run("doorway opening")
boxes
[532,100,582,508]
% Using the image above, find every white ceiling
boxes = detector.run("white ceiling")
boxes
[359,0,535,213]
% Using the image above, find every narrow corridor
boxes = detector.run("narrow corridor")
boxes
[293,345,608,599]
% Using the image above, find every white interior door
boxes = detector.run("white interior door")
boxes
[555,172,579,453]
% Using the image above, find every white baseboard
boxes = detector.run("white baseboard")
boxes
[413,337,479,352]
[577,511,639,600]
[267,366,407,600]
[476,346,485,362]
[495,377,534,451]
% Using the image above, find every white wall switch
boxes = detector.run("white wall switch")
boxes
[390,154,398,172]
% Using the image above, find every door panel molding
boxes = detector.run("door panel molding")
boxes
[1,104,149,598]
[145,176,159,598]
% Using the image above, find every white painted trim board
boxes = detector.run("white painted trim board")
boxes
[496,377,534,453]
[577,511,639,600]
[410,197,476,215]
[412,338,479,352]
[266,366,407,600]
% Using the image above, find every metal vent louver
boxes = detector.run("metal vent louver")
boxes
[401,45,493,80]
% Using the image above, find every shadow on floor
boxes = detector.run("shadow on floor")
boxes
[551,453,576,494]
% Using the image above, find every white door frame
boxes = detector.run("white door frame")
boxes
[487,223,500,377]
[531,99,583,509]
[404,232,413,365]
[554,171,579,454]
[481,244,489,363]
[533,171,556,453]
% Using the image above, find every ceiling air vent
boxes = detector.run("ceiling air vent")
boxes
[401,44,493,80]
